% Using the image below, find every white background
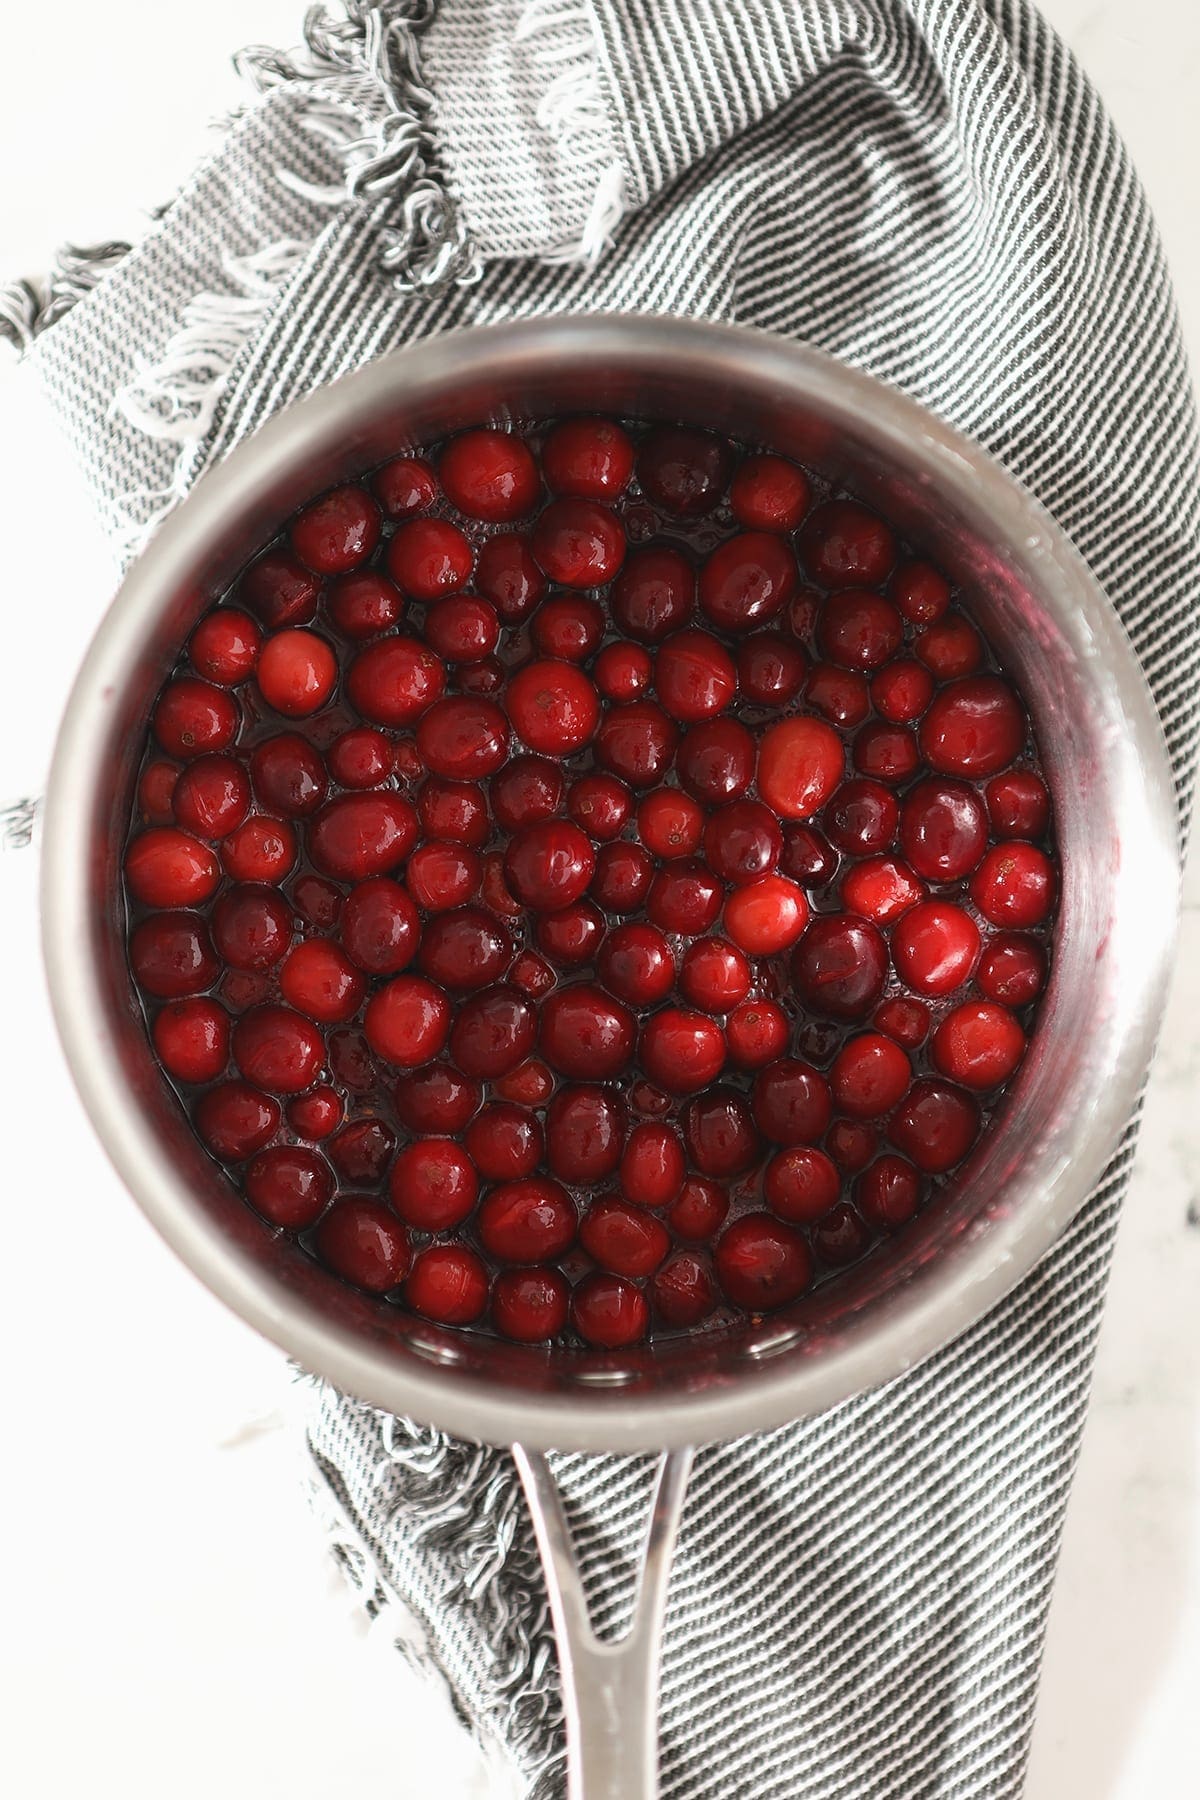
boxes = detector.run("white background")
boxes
[1,4,1197,1796]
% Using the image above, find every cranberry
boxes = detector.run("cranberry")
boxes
[636,790,703,861]
[439,428,539,522]
[406,841,480,911]
[985,770,1050,840]
[856,1156,922,1229]
[530,498,625,586]
[341,878,419,975]
[870,659,934,722]
[595,700,679,787]
[642,860,720,935]
[639,1008,725,1095]
[638,425,730,515]
[125,827,219,908]
[582,1197,670,1278]
[823,779,898,856]
[388,1139,479,1231]
[153,678,238,759]
[715,1214,812,1310]
[443,983,534,1078]
[919,676,1025,778]
[669,1177,729,1240]
[256,629,337,717]
[873,996,930,1048]
[346,636,445,727]
[395,1062,481,1134]
[888,1078,980,1172]
[505,819,595,911]
[791,915,886,1020]
[701,800,780,885]
[655,629,737,722]
[899,778,987,882]
[891,561,950,625]
[617,1121,684,1207]
[970,842,1057,927]
[597,923,675,1007]
[279,939,364,1023]
[779,823,838,886]
[533,901,604,968]
[479,1177,576,1263]
[595,642,653,702]
[818,590,903,671]
[424,594,501,664]
[493,1058,555,1105]
[680,937,751,1011]
[248,734,325,818]
[138,761,180,825]
[676,718,755,804]
[405,1244,489,1324]
[841,855,924,924]
[853,724,920,788]
[786,587,821,640]
[914,614,982,679]
[287,1085,343,1140]
[308,792,416,880]
[543,417,635,498]
[611,546,695,641]
[801,499,895,588]
[510,949,557,996]
[977,933,1047,1006]
[539,1085,622,1184]
[736,632,806,705]
[291,874,343,928]
[481,851,523,917]
[151,996,230,1084]
[830,1033,912,1118]
[757,716,843,819]
[291,485,379,574]
[699,532,797,632]
[240,549,319,628]
[327,1029,375,1094]
[893,901,979,996]
[222,817,296,884]
[723,874,810,955]
[386,517,473,600]
[507,658,601,755]
[572,1272,649,1346]
[315,1199,409,1292]
[726,1000,789,1069]
[540,983,636,1080]
[825,1119,878,1173]
[630,1080,673,1117]
[189,609,261,685]
[363,975,450,1066]
[232,1004,324,1094]
[374,455,437,518]
[683,1087,759,1177]
[805,662,871,728]
[532,594,606,662]
[812,1202,872,1266]
[730,453,810,532]
[418,778,490,847]
[326,1119,396,1184]
[245,1145,333,1228]
[568,773,631,841]
[130,912,218,997]
[652,1252,717,1328]
[195,1081,280,1161]
[414,696,508,780]
[751,1058,831,1145]
[492,1267,570,1342]
[764,1145,840,1223]
[475,533,547,622]
[465,1103,544,1181]
[211,887,292,971]
[933,1001,1026,1089]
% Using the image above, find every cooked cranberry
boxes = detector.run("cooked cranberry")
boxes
[595,700,679,787]
[308,792,416,880]
[619,1122,686,1208]
[893,900,979,996]
[406,841,481,911]
[138,761,180,825]
[256,629,337,718]
[655,629,737,722]
[394,1062,481,1134]
[475,533,547,622]
[985,769,1050,840]
[386,517,473,600]
[970,842,1056,927]
[539,1086,622,1184]
[535,900,606,966]
[195,1081,280,1161]
[841,856,924,924]
[725,999,789,1069]
[151,996,230,1083]
[591,841,655,913]
[388,1139,479,1231]
[652,1253,717,1328]
[933,1001,1026,1089]
[479,1177,576,1263]
[211,886,292,971]
[363,975,450,1066]
[568,773,631,841]
[669,1177,729,1240]
[130,912,218,997]
[804,662,871,728]
[222,816,296,884]
[315,1199,409,1292]
[611,546,695,641]
[510,950,557,996]
[676,718,755,804]
[543,417,634,498]
[854,724,920,788]
[153,677,238,759]
[870,658,934,723]
[914,613,982,679]
[572,1271,649,1346]
[463,1103,542,1181]
[340,878,419,975]
[417,777,490,847]
[597,923,674,1006]
[244,1145,332,1228]
[888,1078,980,1172]
[630,1080,673,1117]
[530,497,625,586]
[830,1033,912,1118]
[639,1008,725,1095]
[374,455,437,518]
[423,594,501,664]
[290,872,342,928]
[856,1156,922,1229]
[646,860,723,934]
[723,874,810,955]
[346,636,444,727]
[638,426,730,515]
[594,642,653,702]
[890,561,950,625]
[406,1244,489,1324]
[791,915,886,1019]
[582,1197,670,1277]
[716,1214,811,1310]
[278,939,364,1023]
[327,1029,375,1093]
[326,1118,396,1184]
[125,827,219,908]
[730,453,810,531]
[818,590,903,671]
[779,824,838,886]
[701,800,780,886]
[683,1087,759,1177]
[812,1202,872,1266]
[414,696,509,781]
[540,983,636,1079]
[249,734,327,819]
[448,985,536,1079]
[757,716,843,819]
[507,658,601,755]
[898,778,987,882]
[291,485,379,574]
[920,675,1025,778]
[763,1145,840,1224]
[751,1058,832,1145]
[826,1118,878,1173]
[492,1267,570,1341]
[480,851,523,917]
[699,532,797,633]
[326,571,402,642]
[232,1004,324,1094]
[439,428,539,522]
[873,995,931,1048]
[977,933,1047,1005]
[802,499,895,588]
[189,609,262,685]
[505,819,595,911]
[636,790,703,861]
[240,549,319,628]
[493,1058,555,1105]
[786,587,821,640]
[823,779,898,856]
[679,938,751,1011]
[736,633,806,706]
[532,594,606,662]
[287,1085,343,1140]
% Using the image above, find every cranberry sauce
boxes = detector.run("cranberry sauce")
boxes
[122,418,1057,1348]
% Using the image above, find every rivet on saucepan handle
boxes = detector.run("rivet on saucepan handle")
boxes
[513,1444,695,1800]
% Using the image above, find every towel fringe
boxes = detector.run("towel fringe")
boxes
[0,240,133,355]
[1,798,38,851]
[514,0,626,264]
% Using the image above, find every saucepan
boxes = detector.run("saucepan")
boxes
[40,317,1179,1798]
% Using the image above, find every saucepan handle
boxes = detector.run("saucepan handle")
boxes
[512,1443,694,1800]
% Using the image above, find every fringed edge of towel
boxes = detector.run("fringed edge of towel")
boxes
[0,240,134,354]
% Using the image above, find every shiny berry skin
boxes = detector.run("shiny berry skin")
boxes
[856,1156,922,1229]
[544,1085,626,1184]
[211,887,292,971]
[530,497,625,587]
[870,658,934,722]
[668,1177,729,1240]
[840,855,924,924]
[287,1085,343,1140]
[985,770,1050,840]
[805,662,871,728]
[830,1033,912,1118]
[891,560,950,625]
[394,1063,481,1134]
[245,1145,333,1229]
[322,726,386,789]
[232,1004,324,1094]
[801,499,895,588]
[439,428,539,522]
[291,875,341,930]
[652,1253,717,1329]
[914,613,983,679]
[646,860,723,935]
[189,609,261,685]
[509,951,554,996]
[571,1272,649,1347]
[480,851,523,916]
[791,915,887,1020]
[611,546,695,641]
[873,995,931,1049]
[597,924,675,1007]
[249,734,328,819]
[388,1139,479,1231]
[703,800,782,886]
[595,700,678,788]
[725,1000,789,1069]
[757,716,843,819]
[919,676,1025,777]
[699,532,797,632]
[478,1177,576,1263]
[424,595,501,664]
[405,842,480,911]
[256,629,337,717]
[581,1198,670,1278]
[932,1001,1026,1089]
[888,1078,980,1172]
[812,1202,872,1266]
[507,658,601,755]
[639,1008,725,1095]
[505,819,595,911]
[416,696,509,780]
[195,1081,281,1161]
[540,984,636,1080]
[970,842,1057,927]
[466,1104,544,1181]
[328,569,404,639]
[374,455,437,518]
[449,985,537,1079]
[326,1118,396,1184]
[130,913,218,998]
[153,678,238,759]
[386,517,473,600]
[418,778,490,848]
[138,761,180,825]
[751,1058,832,1145]
[724,874,809,955]
[594,642,653,702]
[818,590,903,671]
[340,878,419,976]
[825,1119,878,1174]
[823,779,898,855]
[736,633,806,705]
[655,629,736,721]
[893,900,980,996]
[279,939,364,1023]
[532,594,606,663]
[638,425,730,516]
[151,997,230,1084]
[535,901,606,968]
[682,1087,759,1177]
[240,549,320,629]
[715,1214,812,1310]
[852,723,920,787]
[309,792,416,880]
[291,485,380,574]
[363,975,450,1066]
[977,933,1048,1006]
[346,636,445,727]
[899,778,988,882]
[405,1245,489,1325]
[676,718,755,804]
[493,1058,555,1106]
[543,417,635,499]
[679,938,751,1011]
[763,1145,840,1224]
[125,828,219,908]
[492,1267,570,1342]
[730,454,810,531]
[474,533,547,622]
[636,790,703,861]
[567,773,631,842]
[315,1199,409,1292]
[779,823,838,886]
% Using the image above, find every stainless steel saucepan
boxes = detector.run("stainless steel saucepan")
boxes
[40,317,1179,1798]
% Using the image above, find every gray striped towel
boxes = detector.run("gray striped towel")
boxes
[6,3,1198,1795]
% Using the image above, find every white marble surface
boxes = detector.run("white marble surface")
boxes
[0,4,1196,1796]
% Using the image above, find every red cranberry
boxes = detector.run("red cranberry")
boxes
[153,678,238,759]
[256,629,337,717]
[406,841,481,911]
[595,700,679,788]
[291,485,380,573]
[970,842,1057,927]
[736,632,806,705]
[314,1199,409,1292]
[324,726,387,789]
[291,874,343,929]
[730,453,810,532]
[764,1145,840,1223]
[582,1197,670,1278]
[346,636,445,727]
[683,1087,760,1177]
[898,778,987,881]
[195,1081,280,1161]
[416,696,509,780]
[751,1058,832,1145]
[572,1272,649,1347]
[363,975,450,1066]
[779,824,838,886]
[327,569,403,640]
[791,915,886,1020]
[825,1118,878,1173]
[812,1202,872,1266]
[287,1085,343,1140]
[130,912,218,997]
[920,676,1025,778]
[540,983,636,1079]
[424,595,501,664]
[479,1177,576,1263]
[492,1268,570,1342]
[888,1078,981,1172]
[597,923,675,1007]
[544,1085,625,1184]
[725,1000,789,1068]
[466,1103,544,1180]
[655,629,737,722]
[932,1001,1026,1089]
[757,716,843,819]
[507,658,601,755]
[594,642,653,702]
[568,773,631,841]
[591,842,655,914]
[510,950,556,996]
[341,878,419,975]
[856,1155,922,1229]
[543,417,635,499]
[240,549,319,628]
[493,1058,555,1106]
[245,1145,332,1228]
[873,996,931,1048]
[676,718,755,804]
[870,658,934,723]
[801,499,895,588]
[703,800,781,885]
[325,1118,395,1184]
[189,609,261,685]
[651,1253,717,1329]
[530,498,625,587]
[418,777,490,847]
[715,1214,812,1310]
[309,792,416,880]
[680,937,751,1011]
[724,874,810,955]
[699,532,797,633]
[914,614,982,679]
[977,933,1047,1006]
[475,533,547,622]
[532,594,606,662]
[785,587,821,640]
[630,1080,672,1117]
[619,1122,686,1207]
[138,761,180,825]
[211,887,292,971]
[853,723,920,787]
[481,851,523,917]
[279,939,364,1023]
[985,770,1050,840]
[439,428,539,522]
[823,779,898,855]
[891,561,950,625]
[830,1033,912,1118]
[395,1062,481,1134]
[386,517,473,600]
[805,662,871,728]
[406,1244,489,1325]
[638,425,730,516]
[327,1029,375,1093]
[232,1004,324,1094]
[637,789,704,860]
[249,734,327,818]
[645,860,723,935]
[221,817,296,884]
[374,455,437,518]
[389,1139,479,1231]
[151,996,230,1083]
[669,1177,729,1240]
[639,1008,725,1095]
[505,819,596,911]
[448,985,536,1080]
[893,900,980,996]
[125,827,219,908]
[841,855,924,924]
[534,900,604,968]
[611,546,695,641]
[818,590,903,671]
